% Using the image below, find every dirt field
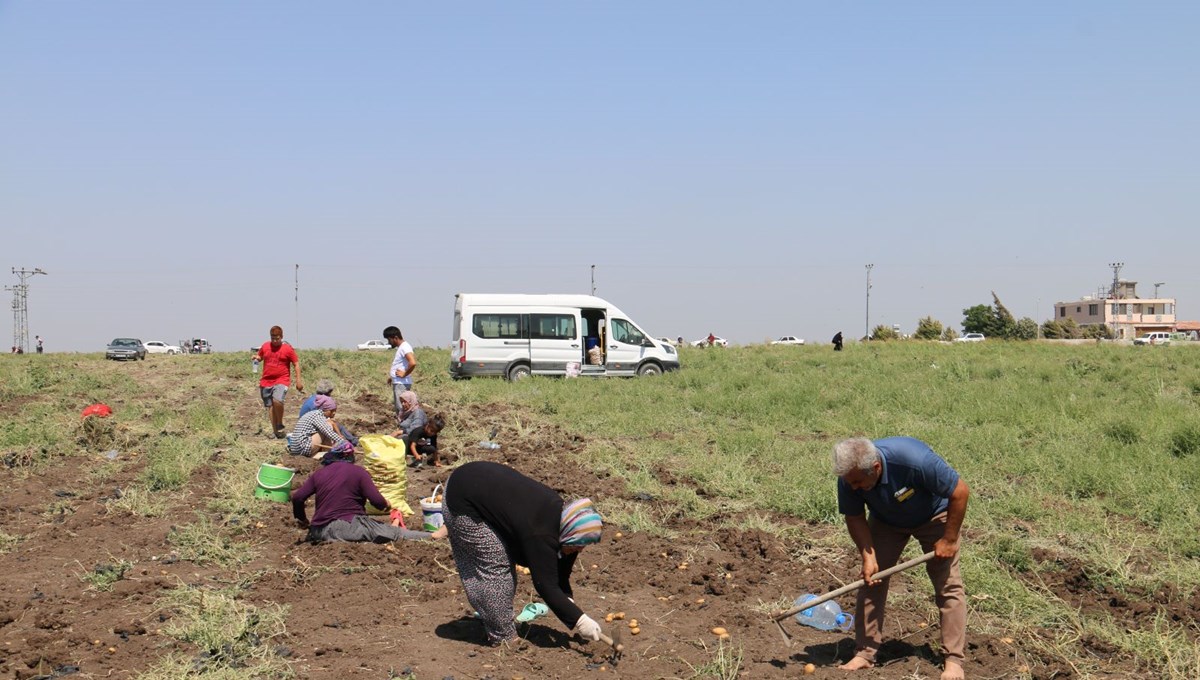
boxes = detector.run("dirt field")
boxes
[0,366,1170,679]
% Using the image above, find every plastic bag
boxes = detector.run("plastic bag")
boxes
[357,434,414,516]
[81,403,113,419]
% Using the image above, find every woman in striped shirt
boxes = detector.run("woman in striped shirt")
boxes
[288,395,345,458]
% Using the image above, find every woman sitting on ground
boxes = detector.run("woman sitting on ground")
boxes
[392,390,427,438]
[288,395,345,459]
[290,443,435,543]
[299,379,358,446]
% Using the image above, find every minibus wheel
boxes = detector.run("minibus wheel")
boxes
[637,362,662,377]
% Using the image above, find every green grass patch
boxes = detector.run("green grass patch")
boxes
[0,531,20,554]
[146,585,291,678]
[78,559,133,591]
[109,484,174,518]
[684,638,744,680]
[168,515,256,567]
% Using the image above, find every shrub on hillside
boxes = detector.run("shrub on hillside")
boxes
[1080,324,1114,340]
[1014,317,1039,340]
[1041,318,1080,339]
[870,325,900,341]
[914,316,944,340]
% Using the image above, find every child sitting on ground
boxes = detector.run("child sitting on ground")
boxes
[406,413,445,469]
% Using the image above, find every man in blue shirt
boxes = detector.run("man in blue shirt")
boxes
[834,437,970,680]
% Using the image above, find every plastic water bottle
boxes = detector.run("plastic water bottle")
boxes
[478,441,500,450]
[252,358,260,374]
[792,595,854,632]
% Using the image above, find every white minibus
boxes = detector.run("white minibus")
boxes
[449,294,680,380]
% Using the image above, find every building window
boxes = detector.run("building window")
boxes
[1059,307,1066,318]
[1089,304,1098,315]
[1147,306,1155,315]
[1076,306,1081,313]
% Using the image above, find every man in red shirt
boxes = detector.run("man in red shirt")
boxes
[256,325,303,438]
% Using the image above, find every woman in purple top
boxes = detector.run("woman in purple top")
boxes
[290,444,432,543]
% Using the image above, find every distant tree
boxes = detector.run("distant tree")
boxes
[1013,317,1039,340]
[942,327,960,342]
[962,305,994,336]
[914,316,944,340]
[870,324,900,341]
[991,292,1018,339]
[1080,324,1113,340]
[1041,318,1080,339]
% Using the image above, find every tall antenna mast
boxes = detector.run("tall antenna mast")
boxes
[294,264,300,343]
[1108,262,1124,297]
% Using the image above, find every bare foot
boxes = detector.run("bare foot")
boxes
[839,656,874,671]
[940,660,964,680]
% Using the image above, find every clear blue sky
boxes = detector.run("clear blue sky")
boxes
[3,1,1197,352]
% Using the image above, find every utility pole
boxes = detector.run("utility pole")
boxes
[1108,262,1124,339]
[1036,297,1041,340]
[6,267,47,353]
[590,264,596,296]
[294,264,300,343]
[1154,282,1165,298]
[864,264,874,340]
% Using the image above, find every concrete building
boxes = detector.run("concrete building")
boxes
[1053,280,1175,340]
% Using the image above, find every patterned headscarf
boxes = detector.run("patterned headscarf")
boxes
[398,391,419,414]
[313,395,337,412]
[321,440,355,465]
[559,498,603,547]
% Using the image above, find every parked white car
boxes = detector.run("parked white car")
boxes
[357,339,391,351]
[955,333,986,343]
[771,336,805,345]
[692,336,729,348]
[144,340,182,355]
[1133,332,1171,346]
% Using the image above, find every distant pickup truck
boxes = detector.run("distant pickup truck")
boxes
[187,338,212,354]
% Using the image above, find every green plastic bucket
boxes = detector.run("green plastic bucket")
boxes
[254,463,295,502]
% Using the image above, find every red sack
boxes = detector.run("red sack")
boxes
[81,403,113,419]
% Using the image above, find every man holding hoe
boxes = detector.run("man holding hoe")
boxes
[833,436,970,680]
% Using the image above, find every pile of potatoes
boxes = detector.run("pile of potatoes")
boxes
[603,611,641,635]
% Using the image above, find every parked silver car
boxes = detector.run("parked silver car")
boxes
[106,338,147,361]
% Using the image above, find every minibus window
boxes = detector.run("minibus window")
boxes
[611,319,645,345]
[530,314,577,340]
[473,314,523,339]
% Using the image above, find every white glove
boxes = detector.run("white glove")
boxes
[574,613,603,641]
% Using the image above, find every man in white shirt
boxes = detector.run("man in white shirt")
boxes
[383,326,417,415]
